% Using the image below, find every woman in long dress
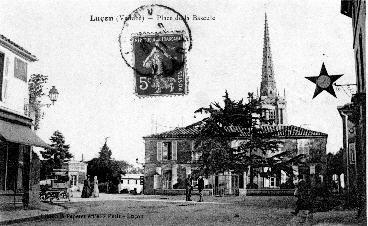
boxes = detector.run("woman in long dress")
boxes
[81,175,91,198]
[92,176,99,197]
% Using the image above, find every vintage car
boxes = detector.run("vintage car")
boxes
[40,169,70,202]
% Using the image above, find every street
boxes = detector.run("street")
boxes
[11,194,361,226]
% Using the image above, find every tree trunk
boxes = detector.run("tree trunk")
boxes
[249,166,254,186]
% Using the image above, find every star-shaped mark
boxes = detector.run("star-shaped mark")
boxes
[305,63,343,98]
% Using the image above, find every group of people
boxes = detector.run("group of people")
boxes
[185,175,205,202]
[81,175,99,198]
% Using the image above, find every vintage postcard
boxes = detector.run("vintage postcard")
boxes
[0,0,366,225]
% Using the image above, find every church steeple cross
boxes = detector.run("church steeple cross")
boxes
[260,13,277,97]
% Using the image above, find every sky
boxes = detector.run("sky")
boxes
[1,0,356,165]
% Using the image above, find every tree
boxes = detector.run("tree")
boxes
[40,130,72,179]
[326,148,344,188]
[28,74,48,130]
[88,143,113,183]
[194,91,300,185]
[87,143,132,184]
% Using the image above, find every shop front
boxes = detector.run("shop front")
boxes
[0,108,49,208]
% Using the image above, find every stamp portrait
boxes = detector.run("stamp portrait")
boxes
[119,4,192,97]
[132,32,187,96]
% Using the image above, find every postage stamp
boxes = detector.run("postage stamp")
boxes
[132,32,187,95]
[119,4,192,97]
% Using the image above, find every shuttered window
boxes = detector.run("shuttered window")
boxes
[14,57,27,82]
[162,142,171,160]
[2,56,9,101]
[157,141,162,161]
[172,141,177,160]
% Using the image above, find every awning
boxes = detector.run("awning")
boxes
[0,120,50,148]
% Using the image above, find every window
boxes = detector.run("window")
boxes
[349,143,356,163]
[269,110,275,124]
[157,141,177,161]
[280,109,283,124]
[135,180,138,184]
[14,57,27,82]
[297,139,309,156]
[71,175,77,186]
[270,177,276,188]
[162,142,172,160]
[127,180,130,184]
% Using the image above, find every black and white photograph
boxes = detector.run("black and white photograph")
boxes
[0,0,366,225]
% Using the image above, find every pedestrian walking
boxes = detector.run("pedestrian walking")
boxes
[92,176,99,197]
[197,176,204,202]
[81,175,91,198]
[185,175,193,201]
[291,175,310,215]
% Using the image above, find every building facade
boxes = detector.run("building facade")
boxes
[340,0,366,216]
[118,173,144,194]
[62,160,87,192]
[0,34,49,207]
[143,124,327,195]
[338,103,357,194]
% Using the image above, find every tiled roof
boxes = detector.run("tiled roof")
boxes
[144,121,327,139]
[0,34,37,61]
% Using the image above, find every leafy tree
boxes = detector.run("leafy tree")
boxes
[326,148,344,175]
[87,143,132,184]
[28,74,48,130]
[194,91,300,184]
[40,130,72,179]
[326,148,344,188]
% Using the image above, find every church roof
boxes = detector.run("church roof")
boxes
[144,121,327,139]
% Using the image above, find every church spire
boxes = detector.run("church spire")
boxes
[260,13,277,97]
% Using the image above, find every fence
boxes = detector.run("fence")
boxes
[154,188,295,196]
[154,189,213,196]
[212,174,239,196]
